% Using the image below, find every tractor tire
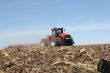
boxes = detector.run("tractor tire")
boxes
[97,59,110,73]
[40,39,50,47]
[97,59,107,72]
[50,37,62,47]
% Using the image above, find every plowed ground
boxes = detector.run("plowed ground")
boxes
[0,44,110,73]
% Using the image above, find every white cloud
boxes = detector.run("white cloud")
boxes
[0,30,47,39]
[0,24,110,39]
[67,24,110,32]
[0,30,48,48]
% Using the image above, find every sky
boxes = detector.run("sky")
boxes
[0,0,110,48]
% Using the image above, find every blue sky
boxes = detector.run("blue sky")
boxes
[0,0,110,47]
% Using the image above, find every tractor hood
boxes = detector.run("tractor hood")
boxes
[59,33,71,38]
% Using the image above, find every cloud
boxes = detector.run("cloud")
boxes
[0,24,110,39]
[0,30,47,40]
[0,30,48,48]
[66,24,110,32]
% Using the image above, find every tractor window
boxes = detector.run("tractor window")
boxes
[57,30,61,34]
[52,29,63,36]
[58,29,63,33]
[52,30,57,36]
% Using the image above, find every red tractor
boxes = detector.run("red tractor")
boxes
[40,27,74,46]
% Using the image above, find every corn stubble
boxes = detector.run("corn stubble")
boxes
[0,44,110,73]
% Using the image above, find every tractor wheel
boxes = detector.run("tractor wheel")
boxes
[50,37,62,46]
[40,39,50,47]
[97,59,106,72]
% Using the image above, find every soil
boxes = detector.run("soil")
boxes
[0,44,110,73]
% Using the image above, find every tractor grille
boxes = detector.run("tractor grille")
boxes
[64,39,72,43]
[64,35,73,44]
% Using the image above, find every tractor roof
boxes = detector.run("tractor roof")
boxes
[51,27,63,30]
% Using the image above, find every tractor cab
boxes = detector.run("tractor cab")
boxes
[52,27,64,36]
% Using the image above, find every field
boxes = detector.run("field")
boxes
[0,44,110,73]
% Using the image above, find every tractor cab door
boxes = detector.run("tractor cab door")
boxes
[52,30,58,36]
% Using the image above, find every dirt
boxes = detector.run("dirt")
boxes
[0,44,110,73]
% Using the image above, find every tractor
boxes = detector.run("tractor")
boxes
[40,27,74,46]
